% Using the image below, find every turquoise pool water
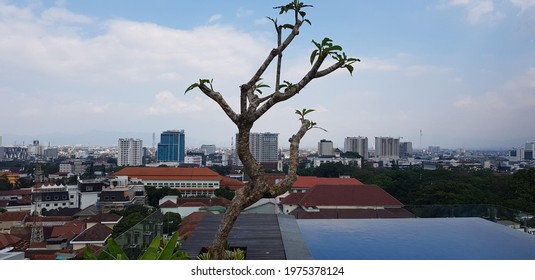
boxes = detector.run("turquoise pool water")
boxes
[297,218,535,260]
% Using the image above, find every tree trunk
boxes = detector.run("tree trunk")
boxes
[209,123,270,259]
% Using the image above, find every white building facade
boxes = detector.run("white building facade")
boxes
[344,136,368,159]
[118,138,143,166]
[375,137,400,160]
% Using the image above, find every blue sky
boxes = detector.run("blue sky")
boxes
[1,0,534,149]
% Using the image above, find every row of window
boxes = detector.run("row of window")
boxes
[43,194,75,201]
[146,182,219,188]
[37,202,74,208]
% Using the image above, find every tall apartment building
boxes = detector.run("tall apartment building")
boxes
[525,141,535,160]
[118,138,143,166]
[375,137,400,160]
[234,132,279,166]
[157,130,185,163]
[318,139,334,156]
[399,142,413,157]
[344,136,368,159]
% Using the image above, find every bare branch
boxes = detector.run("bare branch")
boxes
[246,20,303,87]
[270,118,311,196]
[198,84,239,124]
[315,60,345,78]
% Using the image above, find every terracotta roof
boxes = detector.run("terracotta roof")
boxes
[220,176,245,190]
[71,223,112,243]
[50,222,85,240]
[113,167,222,181]
[159,200,178,208]
[24,216,73,223]
[0,211,30,222]
[0,233,22,249]
[0,189,32,196]
[179,202,208,207]
[86,213,122,223]
[281,184,403,207]
[291,176,364,188]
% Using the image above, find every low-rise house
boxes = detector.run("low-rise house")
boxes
[0,211,29,234]
[70,223,112,251]
[280,184,415,219]
[289,176,364,193]
[85,213,122,229]
[97,176,146,213]
[0,189,32,212]
[31,183,80,213]
[112,167,245,197]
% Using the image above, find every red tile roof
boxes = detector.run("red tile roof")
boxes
[113,167,221,180]
[159,200,178,208]
[0,211,30,222]
[71,223,112,243]
[86,213,122,223]
[220,176,245,190]
[24,216,73,223]
[0,189,32,196]
[113,167,245,190]
[281,184,403,207]
[50,222,85,240]
[291,176,364,189]
[0,233,22,249]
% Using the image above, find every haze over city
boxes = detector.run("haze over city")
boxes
[1,0,534,149]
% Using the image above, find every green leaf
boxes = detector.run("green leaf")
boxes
[303,19,311,25]
[282,24,294,29]
[106,238,129,260]
[83,246,97,260]
[346,64,354,76]
[139,235,161,260]
[328,45,342,52]
[185,83,199,94]
[159,231,179,260]
[312,39,321,50]
[321,37,332,47]
[310,49,318,65]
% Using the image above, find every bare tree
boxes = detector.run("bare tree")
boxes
[186,0,359,259]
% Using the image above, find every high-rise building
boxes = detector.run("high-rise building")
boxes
[157,130,185,163]
[234,132,279,166]
[118,138,143,166]
[200,144,217,155]
[525,141,535,160]
[318,139,334,156]
[344,136,368,159]
[375,137,400,160]
[399,142,413,157]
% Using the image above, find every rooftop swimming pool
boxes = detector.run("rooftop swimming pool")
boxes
[297,218,535,260]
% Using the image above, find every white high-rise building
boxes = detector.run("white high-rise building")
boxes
[118,138,143,166]
[344,136,368,159]
[234,132,279,165]
[375,137,400,160]
[318,139,334,156]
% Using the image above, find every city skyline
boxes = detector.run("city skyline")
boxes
[1,1,534,149]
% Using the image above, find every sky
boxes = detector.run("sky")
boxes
[0,0,534,150]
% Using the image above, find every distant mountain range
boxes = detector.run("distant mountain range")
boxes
[1,130,229,149]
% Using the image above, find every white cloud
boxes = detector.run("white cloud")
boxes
[509,0,535,11]
[236,8,254,18]
[41,7,93,24]
[444,0,504,23]
[208,14,222,23]
[144,90,209,116]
